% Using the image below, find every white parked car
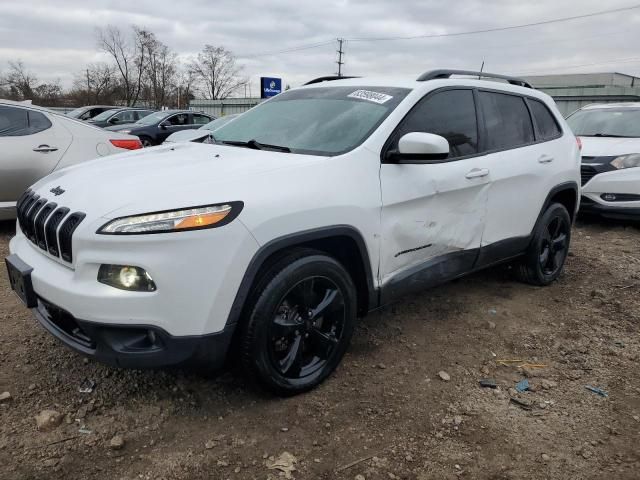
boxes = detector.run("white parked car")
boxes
[163,114,240,144]
[6,70,580,395]
[0,100,143,220]
[566,103,640,220]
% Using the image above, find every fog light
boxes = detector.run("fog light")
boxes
[98,265,156,292]
[602,193,617,202]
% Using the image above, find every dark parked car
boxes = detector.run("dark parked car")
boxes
[66,105,119,121]
[87,108,155,128]
[105,110,213,146]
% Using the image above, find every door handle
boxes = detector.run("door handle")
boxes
[538,155,554,164]
[33,145,58,153]
[465,168,490,179]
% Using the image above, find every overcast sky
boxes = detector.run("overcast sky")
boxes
[1,0,639,93]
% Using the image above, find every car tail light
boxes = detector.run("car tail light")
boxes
[576,136,582,151]
[110,139,143,150]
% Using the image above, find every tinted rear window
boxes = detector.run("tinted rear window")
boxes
[479,91,534,150]
[529,99,561,140]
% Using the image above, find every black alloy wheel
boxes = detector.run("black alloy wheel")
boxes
[539,215,569,277]
[240,248,357,395]
[516,202,572,286]
[269,276,345,380]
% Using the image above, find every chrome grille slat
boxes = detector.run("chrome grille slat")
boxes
[15,189,85,264]
[34,202,57,250]
[24,197,46,241]
[45,207,70,257]
[59,213,86,263]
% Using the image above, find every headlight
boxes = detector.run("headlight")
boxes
[97,202,243,234]
[611,153,640,169]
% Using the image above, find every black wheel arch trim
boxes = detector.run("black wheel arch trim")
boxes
[225,225,377,328]
[538,181,580,224]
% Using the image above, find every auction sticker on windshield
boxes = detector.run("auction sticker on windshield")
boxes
[347,90,393,104]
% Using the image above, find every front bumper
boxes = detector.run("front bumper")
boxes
[33,296,235,369]
[580,164,640,220]
[579,196,640,220]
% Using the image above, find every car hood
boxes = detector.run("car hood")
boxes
[164,129,209,143]
[104,123,140,132]
[580,136,640,158]
[29,142,328,221]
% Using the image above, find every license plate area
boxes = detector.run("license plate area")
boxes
[5,254,37,308]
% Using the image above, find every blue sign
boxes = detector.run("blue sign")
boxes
[261,77,282,98]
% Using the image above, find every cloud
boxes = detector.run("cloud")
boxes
[1,0,639,92]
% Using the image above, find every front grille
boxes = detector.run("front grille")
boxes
[581,165,598,186]
[16,189,85,263]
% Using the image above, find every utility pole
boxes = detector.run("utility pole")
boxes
[336,38,345,77]
[86,68,90,104]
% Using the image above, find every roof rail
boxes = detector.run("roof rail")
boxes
[417,69,532,89]
[304,75,360,85]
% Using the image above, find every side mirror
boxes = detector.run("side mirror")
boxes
[385,132,449,164]
[159,121,169,129]
[110,117,119,124]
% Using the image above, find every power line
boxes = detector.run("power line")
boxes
[345,4,640,42]
[516,57,640,75]
[238,40,335,59]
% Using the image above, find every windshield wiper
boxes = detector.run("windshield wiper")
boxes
[583,133,630,138]
[221,139,291,152]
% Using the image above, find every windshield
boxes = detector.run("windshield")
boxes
[66,106,89,118]
[136,111,171,125]
[200,115,238,131]
[566,108,640,137]
[91,109,119,121]
[213,86,410,155]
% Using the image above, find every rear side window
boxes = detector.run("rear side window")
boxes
[192,114,210,125]
[479,91,534,150]
[528,99,561,140]
[389,89,478,158]
[0,106,51,136]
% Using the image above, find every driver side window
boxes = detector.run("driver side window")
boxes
[389,89,478,159]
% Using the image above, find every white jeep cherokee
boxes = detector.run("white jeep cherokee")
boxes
[5,70,581,395]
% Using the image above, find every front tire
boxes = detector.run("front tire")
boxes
[240,248,357,395]
[516,202,571,286]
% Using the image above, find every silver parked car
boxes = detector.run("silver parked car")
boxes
[0,100,143,220]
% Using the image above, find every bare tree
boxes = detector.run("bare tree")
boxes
[142,33,178,109]
[175,67,197,108]
[73,63,117,104]
[97,25,148,106]
[189,45,247,100]
[4,60,38,99]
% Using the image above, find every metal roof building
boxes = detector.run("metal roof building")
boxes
[523,73,640,116]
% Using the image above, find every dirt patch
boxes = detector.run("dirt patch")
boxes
[1,218,639,479]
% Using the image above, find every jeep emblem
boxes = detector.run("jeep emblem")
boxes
[50,186,65,196]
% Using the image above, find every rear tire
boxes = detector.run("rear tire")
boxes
[239,248,357,396]
[516,203,571,286]
[139,136,154,147]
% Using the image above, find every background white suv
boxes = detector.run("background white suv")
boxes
[566,103,640,220]
[6,70,580,395]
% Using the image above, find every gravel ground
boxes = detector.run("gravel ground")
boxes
[0,217,639,480]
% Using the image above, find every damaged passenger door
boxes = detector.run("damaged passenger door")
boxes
[379,88,490,303]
